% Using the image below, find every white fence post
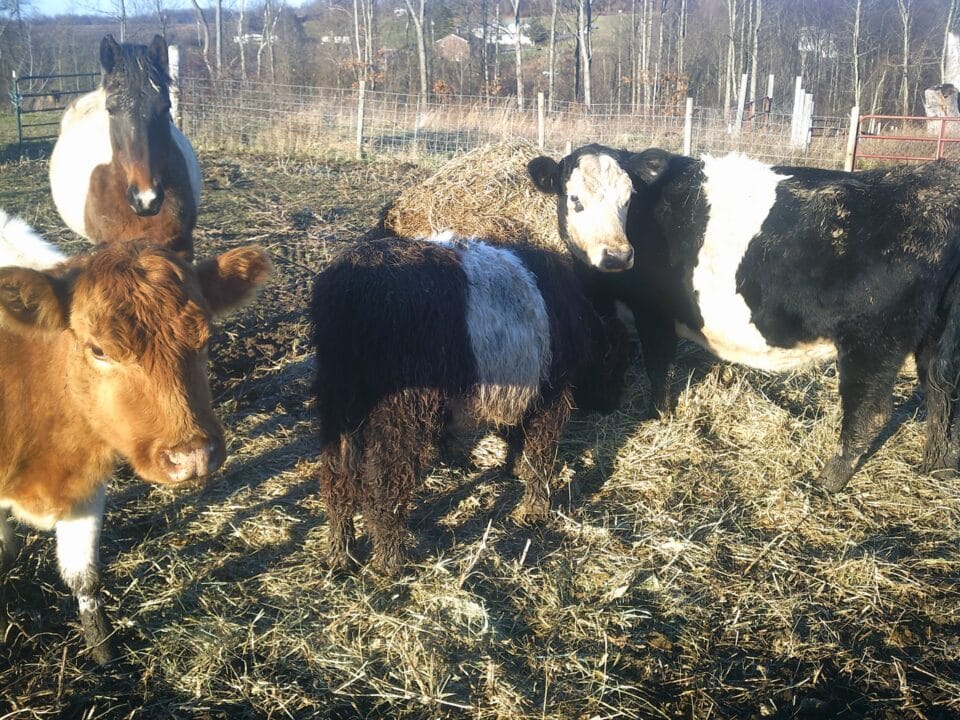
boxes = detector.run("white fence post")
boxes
[803,92,814,150]
[790,76,803,147]
[844,105,860,172]
[356,80,365,160]
[168,45,181,129]
[733,72,748,135]
[537,91,545,150]
[683,97,693,155]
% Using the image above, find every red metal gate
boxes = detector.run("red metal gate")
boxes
[850,114,960,170]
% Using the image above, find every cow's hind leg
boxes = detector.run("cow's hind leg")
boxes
[919,279,960,475]
[514,388,574,522]
[360,390,442,575]
[55,485,112,664]
[320,433,361,571]
[819,344,906,492]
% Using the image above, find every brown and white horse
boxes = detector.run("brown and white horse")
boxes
[50,34,201,259]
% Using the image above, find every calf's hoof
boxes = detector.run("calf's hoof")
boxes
[80,608,114,665]
[817,456,856,493]
[517,497,550,524]
[371,547,408,577]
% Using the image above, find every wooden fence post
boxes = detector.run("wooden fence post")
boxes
[537,92,545,149]
[356,80,366,160]
[683,97,693,155]
[844,106,860,172]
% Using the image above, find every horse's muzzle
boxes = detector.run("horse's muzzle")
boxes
[127,183,164,216]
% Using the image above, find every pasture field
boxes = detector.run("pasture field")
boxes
[0,150,959,719]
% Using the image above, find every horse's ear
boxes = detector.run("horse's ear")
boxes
[100,34,122,75]
[148,35,169,75]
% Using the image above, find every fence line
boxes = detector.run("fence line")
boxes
[178,75,850,167]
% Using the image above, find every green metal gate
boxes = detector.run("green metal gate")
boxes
[9,70,99,151]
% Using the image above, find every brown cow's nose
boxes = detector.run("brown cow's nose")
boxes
[158,438,223,483]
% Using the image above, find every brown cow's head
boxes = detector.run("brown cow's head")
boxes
[0,243,270,484]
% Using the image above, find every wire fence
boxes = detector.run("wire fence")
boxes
[179,75,851,168]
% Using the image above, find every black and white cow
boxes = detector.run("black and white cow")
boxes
[528,144,960,492]
[312,232,632,573]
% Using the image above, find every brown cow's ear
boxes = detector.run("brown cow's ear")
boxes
[527,156,562,195]
[196,246,271,316]
[0,267,67,333]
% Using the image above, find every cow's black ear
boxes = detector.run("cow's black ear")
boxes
[100,34,122,74]
[527,156,562,195]
[624,148,674,185]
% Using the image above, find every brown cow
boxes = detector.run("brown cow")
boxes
[0,240,270,663]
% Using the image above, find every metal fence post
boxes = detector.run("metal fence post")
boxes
[683,97,693,155]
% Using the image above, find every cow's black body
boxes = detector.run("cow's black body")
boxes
[529,144,960,490]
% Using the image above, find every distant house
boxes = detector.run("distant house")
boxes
[436,33,470,63]
[471,22,534,47]
[320,35,351,45]
[393,7,407,17]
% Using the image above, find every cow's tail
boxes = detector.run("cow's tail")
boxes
[921,267,960,473]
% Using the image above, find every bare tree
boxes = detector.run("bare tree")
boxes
[896,0,912,114]
[215,0,223,75]
[237,0,246,80]
[852,0,862,108]
[749,0,761,104]
[676,0,687,75]
[724,0,739,111]
[576,0,592,107]
[189,0,214,77]
[511,0,524,109]
[403,0,428,104]
[547,0,558,111]
[942,0,958,82]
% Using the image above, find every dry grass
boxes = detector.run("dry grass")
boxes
[0,150,958,719]
[381,140,563,250]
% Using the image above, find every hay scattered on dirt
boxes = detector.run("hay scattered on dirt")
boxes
[381,140,563,250]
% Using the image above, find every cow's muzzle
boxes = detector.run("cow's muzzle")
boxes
[158,437,224,483]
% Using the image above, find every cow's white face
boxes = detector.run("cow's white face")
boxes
[528,151,635,272]
[563,154,635,270]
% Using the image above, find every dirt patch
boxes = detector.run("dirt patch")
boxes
[0,151,958,720]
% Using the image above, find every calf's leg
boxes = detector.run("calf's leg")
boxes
[514,388,573,522]
[320,433,361,571]
[55,485,113,664]
[819,346,905,493]
[361,391,442,575]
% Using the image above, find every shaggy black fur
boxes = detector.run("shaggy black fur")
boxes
[312,237,632,574]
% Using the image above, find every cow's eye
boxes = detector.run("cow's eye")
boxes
[87,343,110,362]
[569,195,584,212]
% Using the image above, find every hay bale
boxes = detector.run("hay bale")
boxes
[382,140,564,251]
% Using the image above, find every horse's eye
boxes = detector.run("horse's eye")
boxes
[569,195,584,213]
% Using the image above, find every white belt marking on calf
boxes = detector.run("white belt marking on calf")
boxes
[434,236,552,426]
[694,154,835,371]
[49,88,114,240]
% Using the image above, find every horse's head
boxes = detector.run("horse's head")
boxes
[100,34,172,217]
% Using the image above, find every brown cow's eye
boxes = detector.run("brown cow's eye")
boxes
[87,343,110,361]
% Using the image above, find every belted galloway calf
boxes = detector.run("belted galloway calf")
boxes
[0,216,270,663]
[312,233,632,574]
[529,145,960,491]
